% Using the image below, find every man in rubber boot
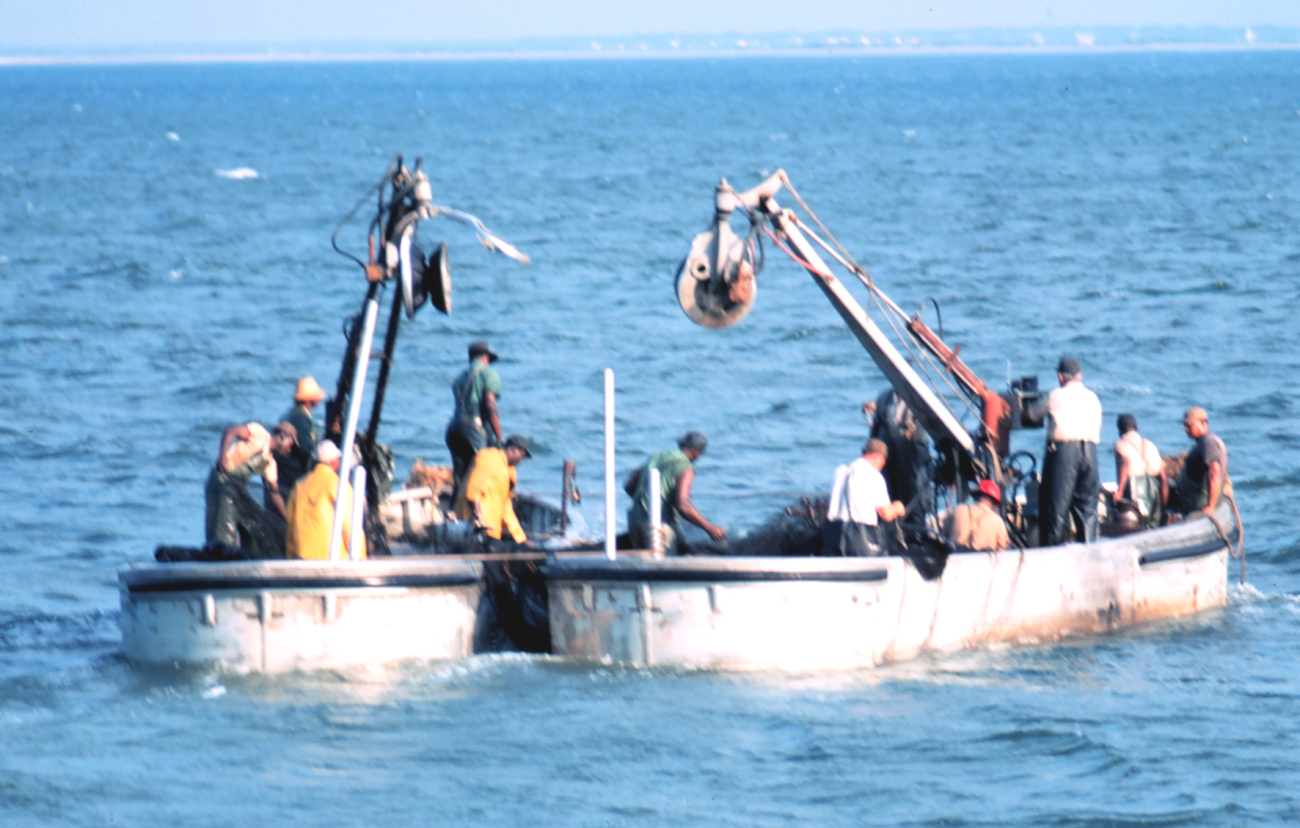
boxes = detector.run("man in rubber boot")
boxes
[624,431,726,555]
[445,341,504,501]
[1030,356,1103,545]
[1113,413,1166,529]
[455,434,532,544]
[205,422,288,554]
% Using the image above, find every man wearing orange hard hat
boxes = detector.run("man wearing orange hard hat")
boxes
[281,376,327,495]
[944,478,1010,552]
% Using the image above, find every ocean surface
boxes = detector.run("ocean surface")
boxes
[2,52,1299,825]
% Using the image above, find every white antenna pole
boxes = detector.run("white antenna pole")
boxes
[329,298,379,562]
[348,464,367,561]
[604,368,617,561]
[648,467,662,556]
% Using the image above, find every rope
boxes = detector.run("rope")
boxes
[1205,492,1245,585]
[781,174,869,286]
[773,194,984,427]
[761,227,829,276]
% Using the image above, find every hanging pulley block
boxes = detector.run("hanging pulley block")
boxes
[398,232,452,318]
[675,213,757,329]
[425,242,451,315]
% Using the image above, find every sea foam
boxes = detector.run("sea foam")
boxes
[215,167,260,180]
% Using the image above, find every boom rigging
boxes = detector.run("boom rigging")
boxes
[324,154,529,549]
[674,170,1040,498]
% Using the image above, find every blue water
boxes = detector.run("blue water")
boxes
[2,53,1299,825]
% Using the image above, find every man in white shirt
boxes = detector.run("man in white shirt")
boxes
[1113,413,1166,528]
[824,439,906,556]
[1028,356,1102,545]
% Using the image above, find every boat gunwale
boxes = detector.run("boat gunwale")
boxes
[541,506,1240,583]
[120,558,484,594]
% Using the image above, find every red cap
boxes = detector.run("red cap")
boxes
[977,479,1002,502]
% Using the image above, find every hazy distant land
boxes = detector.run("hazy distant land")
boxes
[2,25,1298,65]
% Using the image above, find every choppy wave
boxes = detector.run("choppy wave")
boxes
[214,167,259,180]
[2,53,1298,827]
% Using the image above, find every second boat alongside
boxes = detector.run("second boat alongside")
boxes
[546,504,1236,670]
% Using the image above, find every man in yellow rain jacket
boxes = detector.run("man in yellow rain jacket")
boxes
[286,440,366,560]
[455,435,531,543]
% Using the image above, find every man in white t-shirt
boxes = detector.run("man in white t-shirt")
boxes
[824,439,906,556]
[1028,356,1102,545]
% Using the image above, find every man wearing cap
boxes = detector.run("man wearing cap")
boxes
[625,432,726,555]
[1028,356,1103,545]
[264,422,300,510]
[205,422,288,554]
[446,341,504,498]
[825,439,906,556]
[455,435,531,544]
[1114,413,1166,529]
[1174,407,1231,518]
[286,440,366,560]
[283,377,326,484]
[944,479,1010,552]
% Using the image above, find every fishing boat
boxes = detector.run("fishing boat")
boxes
[543,171,1245,671]
[119,155,561,672]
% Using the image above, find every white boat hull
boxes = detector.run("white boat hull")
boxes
[119,559,482,673]
[544,507,1237,671]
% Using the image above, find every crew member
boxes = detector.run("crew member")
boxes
[869,389,932,520]
[944,479,1010,551]
[205,422,287,555]
[282,377,326,488]
[825,439,906,557]
[625,431,726,555]
[1113,413,1166,529]
[286,440,366,560]
[1174,407,1231,518]
[265,422,299,510]
[446,341,504,498]
[1029,356,1102,545]
[455,434,532,543]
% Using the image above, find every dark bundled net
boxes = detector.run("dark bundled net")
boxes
[156,483,285,562]
[227,483,287,557]
[724,495,830,557]
[720,494,953,580]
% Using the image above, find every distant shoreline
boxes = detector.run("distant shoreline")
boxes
[3,41,1299,67]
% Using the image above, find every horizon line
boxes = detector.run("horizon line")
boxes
[3,41,1299,68]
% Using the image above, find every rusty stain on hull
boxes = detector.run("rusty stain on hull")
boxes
[545,508,1237,671]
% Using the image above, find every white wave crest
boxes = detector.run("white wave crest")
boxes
[215,167,260,180]
[1229,581,1271,604]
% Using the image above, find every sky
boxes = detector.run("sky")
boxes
[3,0,1299,50]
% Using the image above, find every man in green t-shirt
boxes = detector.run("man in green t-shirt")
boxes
[623,431,726,555]
[445,341,505,496]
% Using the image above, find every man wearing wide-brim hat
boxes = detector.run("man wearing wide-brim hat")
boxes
[445,341,505,498]
[282,376,327,491]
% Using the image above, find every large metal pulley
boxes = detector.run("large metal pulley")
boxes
[675,205,757,329]
[675,175,788,329]
[397,237,452,318]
